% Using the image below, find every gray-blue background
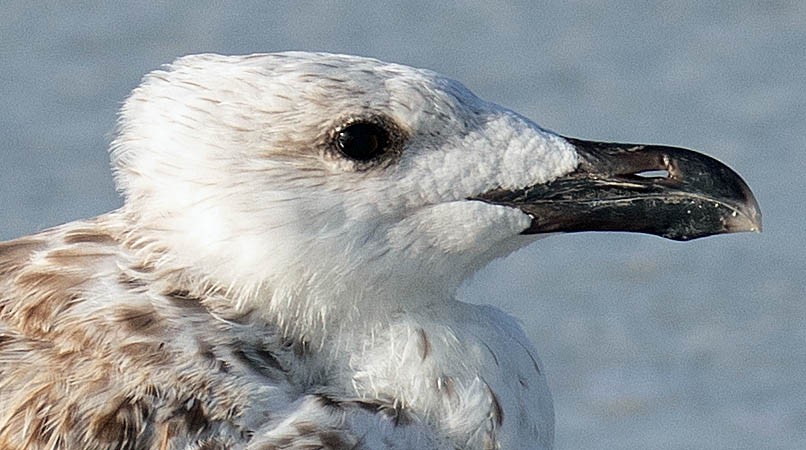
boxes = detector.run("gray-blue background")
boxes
[1,2,803,449]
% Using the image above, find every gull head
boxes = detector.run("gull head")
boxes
[110,52,760,311]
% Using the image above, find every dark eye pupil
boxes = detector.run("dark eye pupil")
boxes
[336,123,388,161]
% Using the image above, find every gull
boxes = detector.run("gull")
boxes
[0,52,760,449]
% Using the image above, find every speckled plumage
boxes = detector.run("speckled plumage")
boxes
[0,214,549,449]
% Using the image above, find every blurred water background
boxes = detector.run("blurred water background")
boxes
[1,2,803,449]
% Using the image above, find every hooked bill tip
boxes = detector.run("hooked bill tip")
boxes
[726,205,762,234]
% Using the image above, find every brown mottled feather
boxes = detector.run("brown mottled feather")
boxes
[0,218,259,449]
[0,217,406,449]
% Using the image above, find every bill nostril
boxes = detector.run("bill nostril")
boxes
[633,169,671,179]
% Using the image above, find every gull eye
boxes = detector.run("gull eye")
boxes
[335,122,390,161]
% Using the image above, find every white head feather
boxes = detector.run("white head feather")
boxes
[111,53,577,320]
